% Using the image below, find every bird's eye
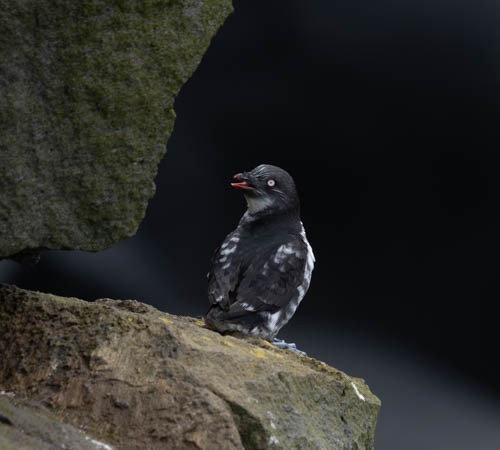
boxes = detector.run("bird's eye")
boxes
[267,179,276,187]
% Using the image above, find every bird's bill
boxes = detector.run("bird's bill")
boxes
[231,173,256,190]
[231,181,255,190]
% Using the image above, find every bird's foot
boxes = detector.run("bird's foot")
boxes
[272,338,307,356]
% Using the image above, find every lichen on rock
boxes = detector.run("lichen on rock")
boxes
[0,284,380,449]
[0,0,233,259]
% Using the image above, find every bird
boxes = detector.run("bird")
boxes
[205,164,315,352]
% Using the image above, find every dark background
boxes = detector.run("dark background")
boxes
[2,1,500,448]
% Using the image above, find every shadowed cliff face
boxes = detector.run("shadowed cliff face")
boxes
[0,0,233,259]
[0,285,380,449]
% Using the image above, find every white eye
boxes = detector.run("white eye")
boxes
[267,179,276,187]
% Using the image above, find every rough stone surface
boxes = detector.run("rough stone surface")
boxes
[0,0,233,259]
[0,395,115,450]
[0,284,380,449]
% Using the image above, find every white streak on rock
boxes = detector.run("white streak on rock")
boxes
[85,436,114,450]
[351,382,366,402]
[268,411,277,429]
[269,435,279,445]
[0,391,15,397]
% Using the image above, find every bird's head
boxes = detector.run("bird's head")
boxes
[231,164,300,216]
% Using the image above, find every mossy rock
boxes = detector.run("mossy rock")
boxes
[0,0,233,258]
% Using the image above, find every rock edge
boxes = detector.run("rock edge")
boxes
[0,285,380,449]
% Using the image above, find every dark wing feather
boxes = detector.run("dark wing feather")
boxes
[207,232,242,310]
[211,237,307,319]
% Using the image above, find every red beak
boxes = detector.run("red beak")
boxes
[231,173,255,190]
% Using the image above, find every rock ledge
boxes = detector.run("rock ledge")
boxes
[0,285,380,449]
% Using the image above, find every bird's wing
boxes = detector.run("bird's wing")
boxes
[207,231,242,308]
[211,237,308,319]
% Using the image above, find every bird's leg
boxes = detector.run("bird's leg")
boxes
[271,338,307,356]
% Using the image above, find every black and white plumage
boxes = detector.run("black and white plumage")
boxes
[205,164,314,348]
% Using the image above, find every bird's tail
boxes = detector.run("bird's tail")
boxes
[205,304,264,337]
